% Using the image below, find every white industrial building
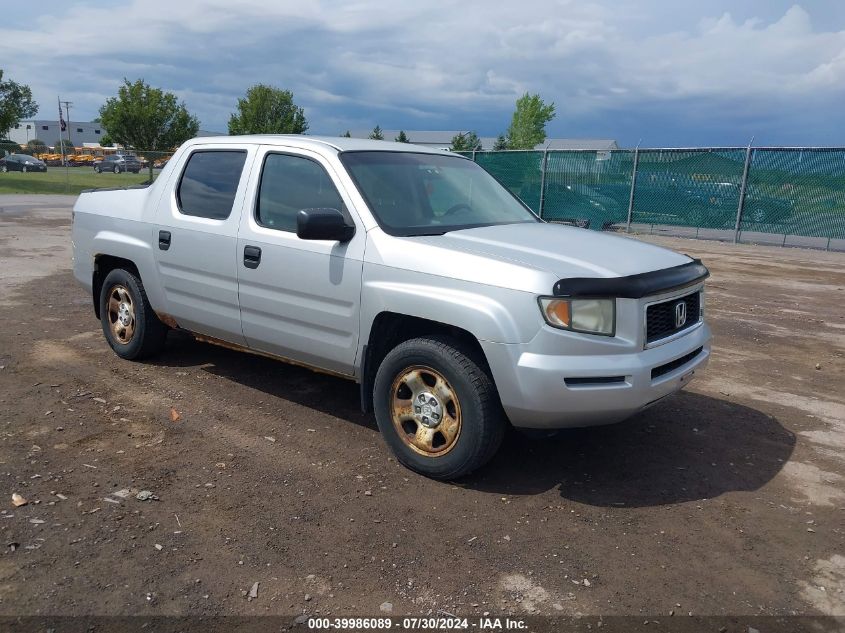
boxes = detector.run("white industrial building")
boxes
[7,119,107,146]
[7,120,223,149]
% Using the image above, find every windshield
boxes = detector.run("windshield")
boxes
[340,151,539,236]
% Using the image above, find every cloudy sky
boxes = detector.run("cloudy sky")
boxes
[2,1,844,146]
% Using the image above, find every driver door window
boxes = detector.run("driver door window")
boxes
[256,153,344,232]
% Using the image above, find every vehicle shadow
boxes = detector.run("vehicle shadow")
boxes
[463,390,796,507]
[151,332,795,508]
[149,330,376,431]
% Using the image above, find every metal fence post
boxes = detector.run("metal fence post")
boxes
[734,142,753,244]
[471,150,476,162]
[625,146,640,233]
[538,149,550,219]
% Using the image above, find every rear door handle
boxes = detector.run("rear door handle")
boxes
[158,230,171,250]
[243,245,262,269]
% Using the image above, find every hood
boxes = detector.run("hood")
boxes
[412,222,692,280]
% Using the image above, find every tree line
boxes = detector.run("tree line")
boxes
[2,68,556,178]
[351,93,555,151]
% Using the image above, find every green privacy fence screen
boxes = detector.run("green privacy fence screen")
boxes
[473,151,545,213]
[463,148,845,248]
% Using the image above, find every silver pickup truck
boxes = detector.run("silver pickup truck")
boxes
[72,136,711,479]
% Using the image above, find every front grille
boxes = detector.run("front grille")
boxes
[646,291,700,343]
[651,347,704,380]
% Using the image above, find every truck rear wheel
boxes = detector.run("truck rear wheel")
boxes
[99,268,167,360]
[373,336,505,480]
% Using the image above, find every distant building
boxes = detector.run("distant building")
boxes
[347,130,619,151]
[8,120,223,148]
[8,120,106,146]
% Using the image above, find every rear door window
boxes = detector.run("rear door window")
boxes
[177,150,247,220]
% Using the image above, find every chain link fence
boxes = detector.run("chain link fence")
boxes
[463,148,845,250]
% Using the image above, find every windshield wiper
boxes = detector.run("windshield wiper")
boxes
[407,230,448,236]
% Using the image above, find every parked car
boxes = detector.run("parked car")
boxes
[633,180,794,227]
[94,154,142,173]
[0,153,48,173]
[72,136,711,479]
[742,189,795,225]
[543,183,627,229]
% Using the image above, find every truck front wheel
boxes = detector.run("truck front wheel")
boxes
[373,336,505,480]
[99,268,168,360]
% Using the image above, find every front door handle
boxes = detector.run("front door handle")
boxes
[243,245,262,269]
[158,230,171,250]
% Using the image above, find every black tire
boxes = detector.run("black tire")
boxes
[99,268,168,360]
[373,336,505,480]
[94,166,101,173]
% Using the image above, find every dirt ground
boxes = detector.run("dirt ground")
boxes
[0,194,843,619]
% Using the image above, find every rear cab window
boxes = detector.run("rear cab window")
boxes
[177,150,248,220]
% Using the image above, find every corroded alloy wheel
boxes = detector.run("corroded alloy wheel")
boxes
[98,268,168,360]
[390,365,462,456]
[373,336,505,480]
[106,284,136,344]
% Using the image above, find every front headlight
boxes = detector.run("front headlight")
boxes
[538,297,615,336]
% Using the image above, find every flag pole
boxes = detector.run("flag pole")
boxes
[58,96,69,192]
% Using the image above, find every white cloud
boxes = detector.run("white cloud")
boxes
[0,1,843,140]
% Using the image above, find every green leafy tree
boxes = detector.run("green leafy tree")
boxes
[506,93,555,149]
[368,125,384,140]
[228,84,308,135]
[493,134,508,151]
[0,139,19,156]
[450,131,482,152]
[99,134,114,146]
[55,138,75,153]
[0,70,38,138]
[27,138,48,152]
[395,130,410,143]
[99,78,199,181]
[341,130,352,138]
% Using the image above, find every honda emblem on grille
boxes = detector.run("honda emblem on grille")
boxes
[674,301,687,328]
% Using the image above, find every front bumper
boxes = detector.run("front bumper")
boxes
[481,321,711,429]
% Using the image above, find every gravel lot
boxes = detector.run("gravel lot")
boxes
[1,194,843,619]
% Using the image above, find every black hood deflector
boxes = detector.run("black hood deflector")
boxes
[553,259,709,298]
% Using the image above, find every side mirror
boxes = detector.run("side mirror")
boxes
[296,208,355,242]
